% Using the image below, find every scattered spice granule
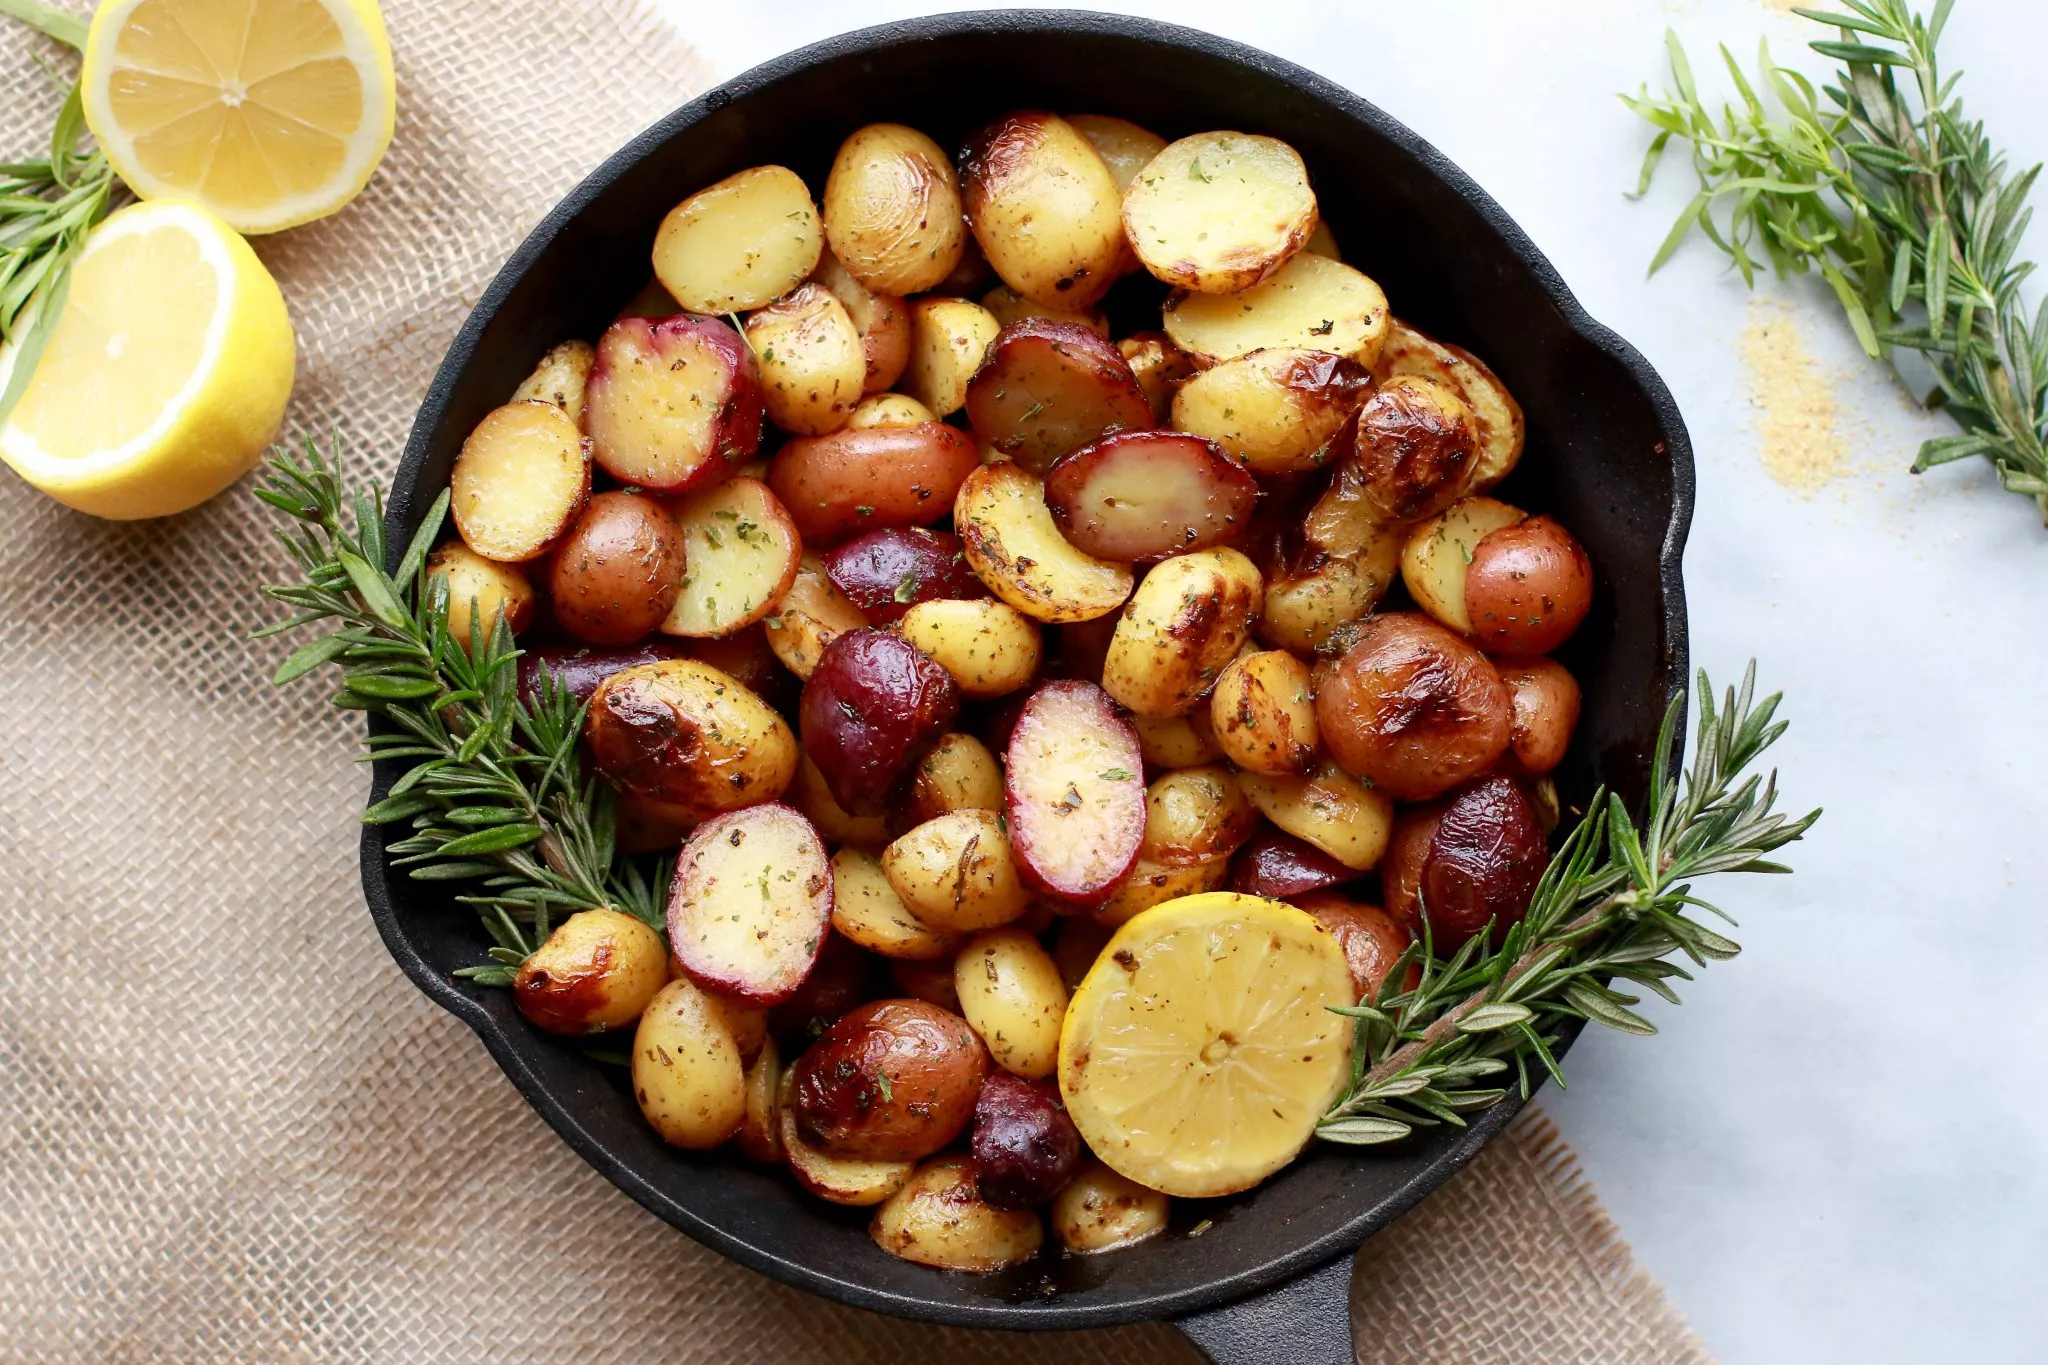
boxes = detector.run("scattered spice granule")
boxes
[1740,296,1851,494]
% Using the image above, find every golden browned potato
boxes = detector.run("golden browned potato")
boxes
[1090,856,1228,926]
[1067,112,1168,279]
[955,462,1134,624]
[1399,496,1527,634]
[764,555,868,680]
[954,928,1068,1079]
[1122,131,1317,294]
[450,400,590,563]
[1052,1161,1170,1253]
[1140,766,1257,866]
[979,283,1110,338]
[736,1034,784,1163]
[1237,761,1395,871]
[1118,330,1197,420]
[1208,649,1318,776]
[1129,710,1223,769]
[908,732,1006,823]
[631,977,747,1149]
[510,340,594,424]
[1374,318,1525,491]
[1256,539,1401,655]
[960,111,1125,309]
[789,752,890,848]
[812,251,912,398]
[661,476,803,639]
[830,847,962,961]
[548,491,687,645]
[1162,251,1390,366]
[744,282,867,436]
[585,659,798,813]
[426,541,535,649]
[780,1070,916,1205]
[512,908,667,1035]
[652,165,823,313]
[822,124,966,296]
[1312,612,1511,801]
[613,276,682,321]
[1301,375,1478,558]
[1101,549,1262,717]
[871,1155,1045,1271]
[889,955,963,1013]
[846,392,935,430]
[1293,891,1412,1003]
[900,297,1001,417]
[883,808,1032,932]
[1171,348,1370,476]
[897,597,1043,699]
[1496,657,1581,777]
[789,999,990,1160]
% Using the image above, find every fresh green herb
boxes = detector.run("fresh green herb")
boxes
[1624,2,2048,518]
[1318,665,1817,1145]
[1189,158,1213,183]
[892,571,919,604]
[875,1072,893,1103]
[254,439,670,987]
[1098,768,1134,782]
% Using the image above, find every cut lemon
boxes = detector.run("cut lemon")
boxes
[1058,892,1355,1198]
[81,0,397,234]
[0,201,295,520]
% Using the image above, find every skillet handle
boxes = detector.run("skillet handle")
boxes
[1171,1249,1355,1364]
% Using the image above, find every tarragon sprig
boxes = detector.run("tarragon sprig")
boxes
[1623,1,2048,518]
[255,438,666,987]
[1319,665,1818,1145]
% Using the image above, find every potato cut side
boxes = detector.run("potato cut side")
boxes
[1043,430,1258,561]
[954,462,1134,624]
[1067,114,1169,197]
[813,251,912,396]
[652,165,823,313]
[583,315,763,493]
[1004,681,1146,901]
[830,848,961,961]
[902,297,1000,417]
[1303,218,1340,260]
[745,282,867,436]
[667,804,832,1008]
[1399,496,1526,635]
[1374,319,1526,491]
[1090,856,1229,927]
[1237,762,1395,871]
[449,401,590,563]
[426,541,535,648]
[510,340,594,424]
[764,555,869,680]
[964,319,1153,474]
[1123,131,1317,294]
[780,1071,915,1205]
[661,476,803,638]
[1163,252,1390,367]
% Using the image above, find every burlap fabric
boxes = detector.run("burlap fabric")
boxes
[0,3,1709,1359]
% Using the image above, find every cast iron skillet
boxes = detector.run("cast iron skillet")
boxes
[367,11,1694,1362]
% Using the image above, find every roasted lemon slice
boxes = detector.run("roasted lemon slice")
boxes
[1057,891,1354,1198]
[82,0,397,234]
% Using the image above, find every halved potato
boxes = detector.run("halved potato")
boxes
[745,282,866,436]
[1068,112,1168,278]
[1118,331,1197,420]
[1303,376,1477,555]
[901,297,1001,416]
[449,401,590,563]
[960,111,1125,309]
[1237,761,1395,871]
[897,597,1043,700]
[1171,347,1370,476]
[1090,856,1228,927]
[1209,649,1319,776]
[847,393,935,430]
[661,476,803,638]
[963,319,1153,473]
[764,554,868,680]
[1303,218,1340,260]
[822,124,966,296]
[1042,430,1259,561]
[979,284,1110,338]
[954,462,1134,624]
[813,251,912,396]
[1140,766,1257,867]
[870,1156,1044,1271]
[1123,131,1316,294]
[1003,681,1147,902]
[1399,496,1526,634]
[1256,543,1401,656]
[1163,251,1390,366]
[583,315,764,493]
[1129,710,1223,770]
[882,808,1031,933]
[667,804,832,1007]
[830,847,961,961]
[1101,549,1262,717]
[737,1034,785,1163]
[790,752,889,847]
[587,659,797,814]
[781,1071,915,1205]
[510,340,594,424]
[1374,318,1525,491]
[652,165,823,313]
[426,541,535,649]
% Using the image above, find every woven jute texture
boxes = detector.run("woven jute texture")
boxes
[0,3,1709,1360]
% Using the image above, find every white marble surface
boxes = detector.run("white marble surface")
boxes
[647,2,2048,1359]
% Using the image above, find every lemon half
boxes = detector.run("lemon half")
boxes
[82,0,397,234]
[0,201,295,520]
[1057,892,1355,1198]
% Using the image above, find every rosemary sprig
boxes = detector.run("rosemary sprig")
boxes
[1319,665,1818,1145]
[255,438,665,987]
[0,1,120,426]
[1623,1,2048,519]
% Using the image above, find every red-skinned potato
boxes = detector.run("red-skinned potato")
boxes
[1374,318,1525,491]
[1313,613,1512,801]
[769,421,980,546]
[890,955,963,1012]
[963,319,1152,474]
[766,928,877,1043]
[449,401,590,562]
[661,476,802,638]
[513,908,668,1034]
[632,977,747,1149]
[1122,131,1317,294]
[583,315,764,493]
[1140,766,1257,866]
[813,251,912,397]
[1208,649,1318,776]
[1399,496,1527,634]
[1496,657,1581,776]
[1303,376,1476,556]
[549,491,688,646]
[780,1069,914,1205]
[822,527,985,625]
[822,124,966,297]
[667,804,832,1008]
[744,282,867,436]
[764,555,868,681]
[1118,331,1197,420]
[1043,431,1259,562]
[972,1070,1083,1209]
[800,627,961,813]
[1171,347,1371,477]
[1465,516,1595,656]
[954,462,1134,624]
[1384,776,1547,949]
[426,542,535,649]
[1101,549,1262,718]
[902,297,1001,416]
[1003,681,1146,901]
[1228,829,1357,900]
[1292,892,1411,1003]
[587,659,796,812]
[790,998,990,1161]
[517,640,689,707]
[959,111,1124,309]
[652,165,822,313]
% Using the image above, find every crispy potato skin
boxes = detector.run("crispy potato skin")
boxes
[586,659,797,812]
[1374,318,1525,491]
[823,124,966,297]
[514,908,668,1034]
[789,998,990,1161]
[1304,376,1477,555]
[769,421,981,546]
[870,1155,1045,1271]
[1053,1162,1169,1253]
[898,598,1043,700]
[1464,516,1594,656]
[1209,649,1318,777]
[1385,777,1547,948]
[1235,762,1393,872]
[960,111,1125,309]
[1496,657,1581,776]
[1313,613,1512,802]
[1171,347,1371,477]
[779,1067,914,1205]
[1101,549,1263,717]
[800,627,961,812]
[1140,766,1258,866]
[744,282,866,436]
[548,492,687,645]
[1118,331,1198,420]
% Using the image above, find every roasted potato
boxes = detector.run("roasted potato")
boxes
[780,1068,916,1205]
[1118,330,1197,420]
[1043,431,1259,561]
[964,319,1152,473]
[954,928,1068,1079]
[450,400,590,563]
[769,420,981,545]
[1464,516,1595,656]
[584,315,764,493]
[1374,318,1525,491]
[1129,710,1223,770]
[801,626,961,811]
[1303,376,1477,555]
[1162,251,1390,366]
[662,476,802,638]
[883,809,1032,932]
[822,124,966,296]
[765,555,868,681]
[1303,218,1340,260]
[1140,765,1258,866]
[978,283,1110,338]
[1101,548,1262,717]
[960,111,1124,309]
[1053,1162,1169,1253]
[548,491,688,645]
[666,804,833,1006]
[737,1034,785,1163]
[898,597,1043,700]
[765,929,876,1043]
[1314,612,1513,801]
[1256,538,1402,655]
[813,251,912,397]
[847,392,934,430]
[1496,657,1581,776]
[1003,681,1148,901]
[586,658,798,812]
[426,541,535,649]
[509,339,594,424]
[1293,892,1411,1003]
[1228,828,1357,901]
[652,164,822,313]
[1382,776,1546,948]
[1171,347,1370,476]
[1236,761,1394,872]
[871,1155,1045,1271]
[954,462,1134,624]
[1068,112,1168,278]
[1122,131,1317,294]
[513,908,668,1035]
[890,955,963,1013]
[901,297,1001,417]
[1208,649,1318,776]
[789,753,889,849]
[632,977,747,1149]
[822,526,984,625]
[1400,496,1527,634]
[1090,855,1228,926]
[831,847,962,961]
[744,282,866,436]
[971,1070,1083,1208]
[517,641,688,707]
[789,999,990,1161]
[908,732,1006,824]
